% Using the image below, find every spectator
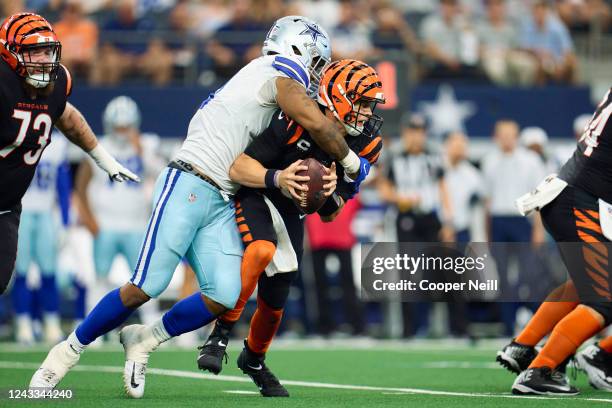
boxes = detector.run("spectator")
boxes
[519,126,559,172]
[331,0,374,61]
[370,3,419,54]
[481,120,547,336]
[91,0,173,85]
[475,0,536,85]
[420,0,488,81]
[556,0,611,33]
[378,114,456,337]
[444,131,482,243]
[191,0,232,39]
[53,0,98,80]
[205,0,266,80]
[519,0,577,84]
[306,199,365,336]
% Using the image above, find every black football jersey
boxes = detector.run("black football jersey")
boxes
[0,60,72,210]
[244,108,383,214]
[559,88,612,203]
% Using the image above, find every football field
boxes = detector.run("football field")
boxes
[1,340,611,407]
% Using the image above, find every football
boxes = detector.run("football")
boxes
[293,158,329,214]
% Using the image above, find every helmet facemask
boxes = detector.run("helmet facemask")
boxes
[338,88,385,138]
[17,42,61,88]
[307,53,330,98]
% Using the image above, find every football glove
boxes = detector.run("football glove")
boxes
[88,144,141,183]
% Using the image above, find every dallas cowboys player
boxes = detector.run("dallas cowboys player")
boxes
[74,96,163,329]
[30,15,371,398]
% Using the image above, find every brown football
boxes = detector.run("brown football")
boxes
[293,158,329,214]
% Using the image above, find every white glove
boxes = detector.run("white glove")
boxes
[88,144,141,183]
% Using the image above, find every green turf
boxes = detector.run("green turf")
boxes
[1,344,611,407]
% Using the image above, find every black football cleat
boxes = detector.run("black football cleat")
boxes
[237,340,289,397]
[576,344,612,391]
[512,367,579,396]
[496,340,537,374]
[197,331,229,375]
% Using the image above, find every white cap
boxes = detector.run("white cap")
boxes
[520,126,548,147]
[573,114,591,136]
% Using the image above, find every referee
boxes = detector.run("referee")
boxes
[379,113,456,337]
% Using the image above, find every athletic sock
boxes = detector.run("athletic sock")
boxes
[161,292,216,337]
[75,288,134,345]
[515,281,579,346]
[11,274,30,315]
[246,296,283,355]
[40,275,59,313]
[529,305,604,369]
[221,240,275,324]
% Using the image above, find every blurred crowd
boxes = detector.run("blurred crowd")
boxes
[1,0,611,86]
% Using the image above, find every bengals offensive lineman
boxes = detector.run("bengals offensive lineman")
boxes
[0,13,139,294]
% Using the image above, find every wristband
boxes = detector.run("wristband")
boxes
[339,150,360,175]
[265,169,279,189]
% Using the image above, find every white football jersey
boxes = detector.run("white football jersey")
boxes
[88,135,156,232]
[22,132,68,213]
[175,54,310,193]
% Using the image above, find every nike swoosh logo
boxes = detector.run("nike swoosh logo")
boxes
[299,214,306,220]
[69,344,79,354]
[218,340,226,347]
[247,364,262,371]
[131,362,140,388]
[0,210,11,215]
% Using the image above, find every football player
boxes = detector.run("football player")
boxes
[0,13,138,295]
[510,88,612,395]
[30,16,371,398]
[12,131,70,344]
[196,59,384,397]
[74,96,163,329]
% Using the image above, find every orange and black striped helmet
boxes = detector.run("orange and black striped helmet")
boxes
[0,13,61,88]
[318,59,385,138]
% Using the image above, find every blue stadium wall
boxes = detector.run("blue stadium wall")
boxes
[69,85,594,139]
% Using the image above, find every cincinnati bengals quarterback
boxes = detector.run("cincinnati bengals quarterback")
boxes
[0,13,139,294]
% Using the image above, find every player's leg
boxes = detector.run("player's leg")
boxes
[29,168,193,392]
[121,231,160,326]
[497,280,579,373]
[238,213,304,397]
[11,210,33,344]
[235,272,294,397]
[513,187,608,395]
[119,173,241,398]
[198,192,276,373]
[34,212,62,343]
[0,204,20,295]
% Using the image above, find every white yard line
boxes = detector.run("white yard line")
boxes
[1,360,611,404]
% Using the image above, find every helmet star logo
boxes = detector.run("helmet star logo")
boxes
[300,22,324,43]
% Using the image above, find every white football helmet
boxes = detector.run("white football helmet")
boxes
[262,15,331,97]
[103,96,141,136]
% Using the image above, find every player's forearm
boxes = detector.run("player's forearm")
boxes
[229,153,267,188]
[275,77,354,168]
[56,103,98,152]
[308,119,350,162]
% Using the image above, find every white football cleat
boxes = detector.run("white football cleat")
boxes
[29,340,81,393]
[119,324,160,399]
[576,344,612,391]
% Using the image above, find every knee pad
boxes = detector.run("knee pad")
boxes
[583,301,612,325]
[241,240,276,286]
[257,271,296,310]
